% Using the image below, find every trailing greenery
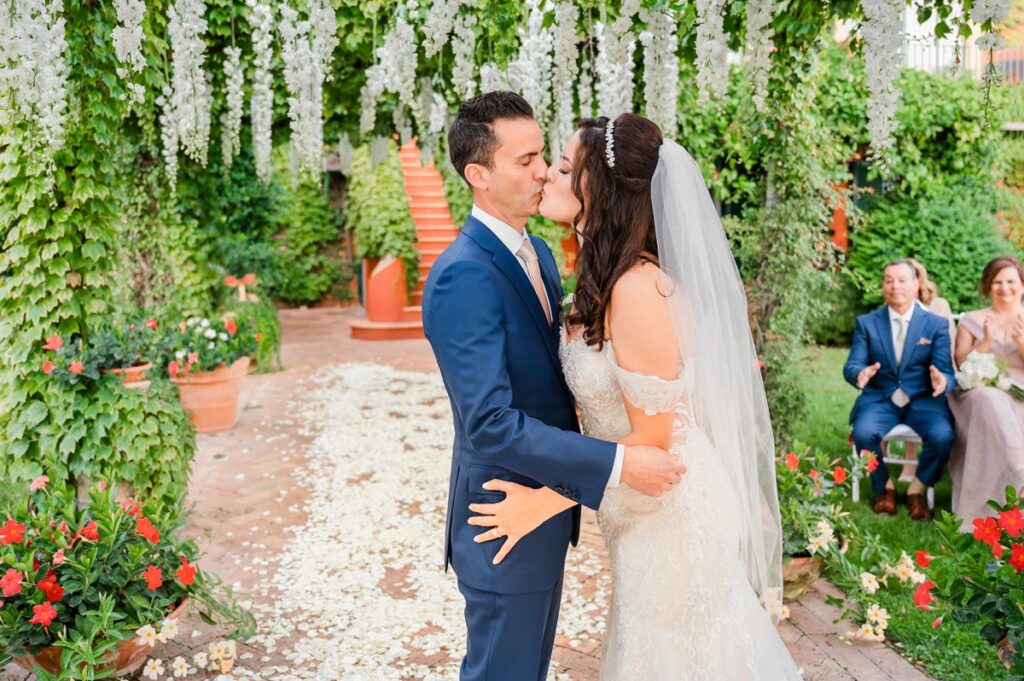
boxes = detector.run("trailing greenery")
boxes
[347,142,420,290]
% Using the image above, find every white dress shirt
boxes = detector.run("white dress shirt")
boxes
[472,205,625,489]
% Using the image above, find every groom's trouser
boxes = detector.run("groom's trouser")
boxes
[457,575,563,681]
[851,401,954,493]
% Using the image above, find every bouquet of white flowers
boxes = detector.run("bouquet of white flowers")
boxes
[956,351,1024,400]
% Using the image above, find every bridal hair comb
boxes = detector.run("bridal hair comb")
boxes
[604,120,616,168]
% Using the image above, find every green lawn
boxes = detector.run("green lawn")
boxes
[792,346,1004,681]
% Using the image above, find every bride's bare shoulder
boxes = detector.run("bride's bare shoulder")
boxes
[611,261,669,303]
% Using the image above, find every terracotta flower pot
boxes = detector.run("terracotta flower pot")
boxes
[782,555,822,601]
[171,357,250,433]
[103,362,153,391]
[13,598,188,676]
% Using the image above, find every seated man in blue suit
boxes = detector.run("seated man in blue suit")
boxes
[844,259,956,521]
[422,92,685,681]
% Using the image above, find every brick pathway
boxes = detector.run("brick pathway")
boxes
[2,308,933,681]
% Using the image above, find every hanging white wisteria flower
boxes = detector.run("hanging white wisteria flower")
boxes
[422,0,464,58]
[744,0,780,113]
[309,0,338,78]
[166,0,212,167]
[370,135,390,167]
[578,57,594,119]
[156,86,179,186]
[363,12,419,136]
[480,62,510,92]
[638,7,679,139]
[508,0,553,133]
[247,0,274,184]
[971,0,1012,52]
[594,21,635,119]
[279,2,325,183]
[549,1,580,155]
[112,0,146,104]
[414,79,448,164]
[695,0,728,104]
[221,45,244,169]
[860,0,903,156]
[451,13,477,99]
[0,0,70,159]
[337,133,354,175]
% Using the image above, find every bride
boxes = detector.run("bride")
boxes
[467,113,801,679]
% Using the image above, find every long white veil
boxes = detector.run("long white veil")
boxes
[652,140,783,614]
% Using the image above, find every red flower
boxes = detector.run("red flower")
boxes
[254,332,262,343]
[862,450,879,472]
[69,360,84,375]
[913,580,935,610]
[78,520,99,543]
[784,452,799,471]
[225,319,238,335]
[808,469,820,478]
[135,517,160,544]
[1009,544,1024,573]
[176,556,196,586]
[120,498,141,516]
[52,549,65,566]
[168,360,180,377]
[43,334,63,351]
[972,517,1001,546]
[146,318,158,331]
[832,466,847,485]
[41,359,54,374]
[36,572,63,603]
[0,518,26,545]
[915,550,931,569]
[29,601,57,627]
[993,542,1005,559]
[0,569,23,597]
[999,507,1024,538]
[142,565,163,590]
[224,275,240,287]
[242,273,256,285]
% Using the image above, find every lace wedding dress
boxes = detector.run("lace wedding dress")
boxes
[560,328,802,680]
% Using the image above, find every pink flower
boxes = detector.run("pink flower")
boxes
[69,360,84,375]
[932,616,943,628]
[146,318,158,331]
[43,334,63,351]
[97,481,107,491]
[29,476,49,492]
[41,359,54,374]
[52,549,65,566]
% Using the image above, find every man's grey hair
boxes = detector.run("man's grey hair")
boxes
[883,259,918,278]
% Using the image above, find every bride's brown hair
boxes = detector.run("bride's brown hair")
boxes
[566,113,664,349]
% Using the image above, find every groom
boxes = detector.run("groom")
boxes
[423,91,685,681]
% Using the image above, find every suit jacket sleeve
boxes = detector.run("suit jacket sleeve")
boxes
[424,259,615,510]
[930,317,956,395]
[843,317,870,388]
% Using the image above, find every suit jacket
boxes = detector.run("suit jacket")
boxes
[422,215,616,595]
[843,305,955,423]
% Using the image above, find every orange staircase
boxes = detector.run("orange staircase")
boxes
[350,141,461,341]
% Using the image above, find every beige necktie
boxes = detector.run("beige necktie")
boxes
[517,239,552,325]
[891,316,910,407]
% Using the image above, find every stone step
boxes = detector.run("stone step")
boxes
[402,305,422,323]
[350,319,424,341]
[416,227,460,241]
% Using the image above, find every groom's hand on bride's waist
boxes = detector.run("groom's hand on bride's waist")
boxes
[619,445,686,496]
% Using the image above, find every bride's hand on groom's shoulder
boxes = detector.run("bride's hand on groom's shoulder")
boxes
[620,444,687,497]
[468,481,576,565]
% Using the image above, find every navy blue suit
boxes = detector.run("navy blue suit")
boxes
[422,216,616,680]
[844,305,956,493]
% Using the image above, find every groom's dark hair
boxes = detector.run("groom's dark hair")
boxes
[448,91,535,185]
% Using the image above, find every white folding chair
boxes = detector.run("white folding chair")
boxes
[851,424,935,510]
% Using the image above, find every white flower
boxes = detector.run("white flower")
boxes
[247,0,274,184]
[142,658,164,679]
[166,0,212,167]
[451,13,477,99]
[219,332,228,341]
[970,0,1013,27]
[815,519,835,543]
[204,328,217,339]
[779,605,790,620]
[308,0,337,77]
[479,62,510,92]
[160,617,179,641]
[638,8,679,138]
[695,0,729,104]
[200,318,210,327]
[594,19,636,119]
[221,46,244,169]
[857,622,876,639]
[175,349,187,360]
[209,640,227,660]
[807,534,828,555]
[508,0,554,137]
[171,656,191,677]
[207,341,215,350]
[577,58,594,119]
[112,0,147,103]
[193,652,209,669]
[549,1,580,155]
[135,624,158,647]
[895,562,913,583]
[860,571,880,594]
[279,4,326,184]
[422,0,465,57]
[744,0,781,112]
[859,0,903,157]
[866,603,889,627]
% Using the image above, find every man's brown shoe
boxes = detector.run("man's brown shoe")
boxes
[907,493,932,521]
[872,488,897,515]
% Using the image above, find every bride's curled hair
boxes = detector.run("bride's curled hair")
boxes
[566,113,664,349]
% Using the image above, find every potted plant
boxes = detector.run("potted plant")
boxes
[0,478,254,678]
[91,318,160,389]
[776,443,861,600]
[162,316,257,432]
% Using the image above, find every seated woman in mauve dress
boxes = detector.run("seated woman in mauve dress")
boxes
[949,255,1024,530]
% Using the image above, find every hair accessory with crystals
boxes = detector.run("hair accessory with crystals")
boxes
[604,120,616,168]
